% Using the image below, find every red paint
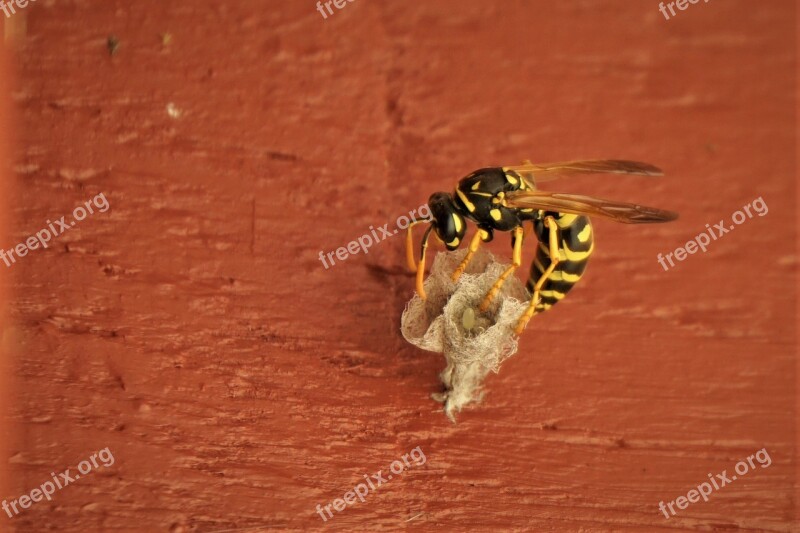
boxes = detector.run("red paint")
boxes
[1,1,796,530]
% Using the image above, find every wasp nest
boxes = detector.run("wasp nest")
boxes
[401,248,529,422]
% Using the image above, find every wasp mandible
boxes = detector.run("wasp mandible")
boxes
[406,160,679,335]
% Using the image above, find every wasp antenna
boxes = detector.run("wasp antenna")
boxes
[405,219,432,272]
[416,224,435,300]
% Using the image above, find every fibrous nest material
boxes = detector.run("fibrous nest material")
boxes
[401,248,529,422]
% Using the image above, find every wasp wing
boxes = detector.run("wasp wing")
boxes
[505,160,663,184]
[505,189,678,223]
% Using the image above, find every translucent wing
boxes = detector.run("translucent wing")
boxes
[505,189,678,224]
[504,160,663,184]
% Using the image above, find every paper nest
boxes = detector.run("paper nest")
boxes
[401,248,530,422]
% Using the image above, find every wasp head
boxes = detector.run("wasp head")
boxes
[428,192,466,250]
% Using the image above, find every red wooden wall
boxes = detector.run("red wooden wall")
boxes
[1,1,797,531]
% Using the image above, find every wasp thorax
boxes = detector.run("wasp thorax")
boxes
[428,192,466,250]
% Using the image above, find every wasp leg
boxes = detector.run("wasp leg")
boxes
[415,224,435,300]
[478,226,524,312]
[405,219,429,272]
[514,216,560,335]
[451,230,484,283]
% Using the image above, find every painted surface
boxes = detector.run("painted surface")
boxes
[1,1,796,531]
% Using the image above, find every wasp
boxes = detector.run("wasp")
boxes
[406,160,679,335]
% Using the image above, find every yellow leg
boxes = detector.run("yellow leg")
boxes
[514,216,560,335]
[478,226,524,312]
[415,225,434,300]
[405,219,429,272]
[451,230,483,282]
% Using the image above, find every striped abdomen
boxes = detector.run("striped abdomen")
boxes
[528,212,593,313]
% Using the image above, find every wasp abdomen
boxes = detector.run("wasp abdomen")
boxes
[528,212,593,313]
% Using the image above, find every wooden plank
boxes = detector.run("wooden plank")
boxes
[1,0,796,531]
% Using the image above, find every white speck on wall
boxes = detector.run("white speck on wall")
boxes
[166,103,182,118]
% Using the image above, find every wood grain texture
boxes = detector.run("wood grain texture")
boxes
[1,1,797,531]
[0,35,14,527]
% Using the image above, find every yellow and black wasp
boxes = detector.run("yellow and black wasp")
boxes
[406,160,679,335]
